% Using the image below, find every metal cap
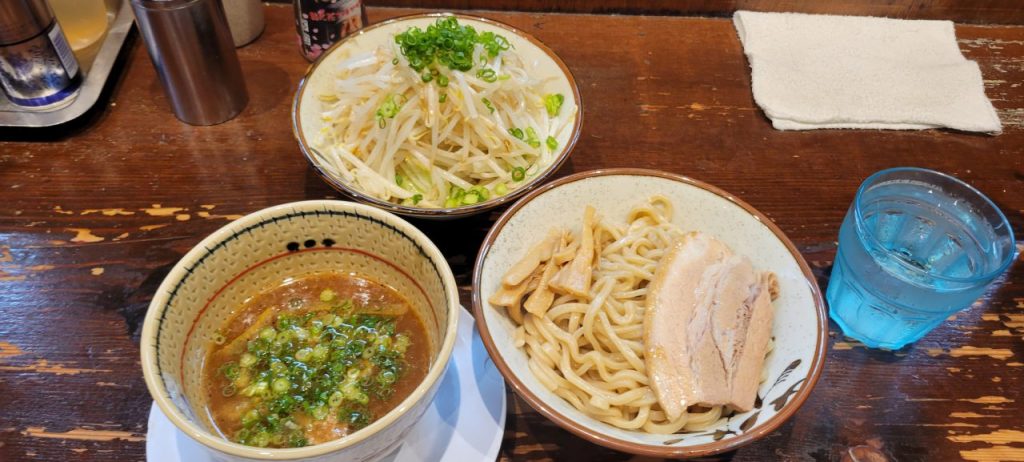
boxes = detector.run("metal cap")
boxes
[0,0,53,45]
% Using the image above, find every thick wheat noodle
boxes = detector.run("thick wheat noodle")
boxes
[498,195,779,434]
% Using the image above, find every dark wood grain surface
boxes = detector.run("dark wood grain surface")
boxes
[1,5,1023,462]
[368,0,1024,25]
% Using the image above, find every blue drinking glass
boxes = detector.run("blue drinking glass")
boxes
[827,167,1016,349]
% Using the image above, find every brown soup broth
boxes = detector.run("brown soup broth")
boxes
[202,273,430,447]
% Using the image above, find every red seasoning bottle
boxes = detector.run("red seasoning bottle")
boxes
[293,0,367,62]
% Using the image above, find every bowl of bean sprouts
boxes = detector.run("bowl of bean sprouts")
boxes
[293,13,582,219]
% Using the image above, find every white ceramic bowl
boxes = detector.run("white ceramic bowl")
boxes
[472,169,828,458]
[293,13,582,219]
[140,200,460,461]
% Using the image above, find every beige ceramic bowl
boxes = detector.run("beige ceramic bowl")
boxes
[140,200,460,461]
[472,169,828,458]
[293,13,582,219]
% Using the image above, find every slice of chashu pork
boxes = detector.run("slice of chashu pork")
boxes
[643,232,776,420]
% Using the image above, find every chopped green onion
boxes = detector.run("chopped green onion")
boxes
[375,94,402,127]
[546,136,558,152]
[217,299,411,448]
[439,93,447,103]
[220,361,240,380]
[482,97,495,113]
[472,187,490,201]
[462,191,481,205]
[525,127,541,148]
[341,407,371,429]
[391,58,399,65]
[445,186,465,208]
[395,174,404,187]
[421,72,433,82]
[476,68,497,82]
[329,391,344,408]
[241,381,268,397]
[312,344,329,361]
[437,74,449,87]
[544,93,565,117]
[511,167,526,182]
[412,193,423,204]
[498,74,510,81]
[378,370,396,387]
[319,289,336,302]
[494,183,508,195]
[508,127,524,140]
[240,353,257,368]
[213,332,226,345]
[253,432,271,448]
[272,377,290,394]
[479,30,510,57]
[394,17,509,72]
[242,409,260,427]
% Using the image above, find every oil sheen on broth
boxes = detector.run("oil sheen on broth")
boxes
[202,273,429,448]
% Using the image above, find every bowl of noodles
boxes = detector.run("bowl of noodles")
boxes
[293,13,582,219]
[471,169,828,457]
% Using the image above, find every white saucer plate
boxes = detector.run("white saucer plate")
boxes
[147,307,506,461]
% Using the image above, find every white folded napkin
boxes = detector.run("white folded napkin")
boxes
[732,11,1002,134]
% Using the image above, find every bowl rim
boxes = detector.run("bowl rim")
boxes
[470,168,829,458]
[140,200,461,459]
[291,12,584,218]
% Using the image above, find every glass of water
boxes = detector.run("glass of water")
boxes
[827,167,1015,349]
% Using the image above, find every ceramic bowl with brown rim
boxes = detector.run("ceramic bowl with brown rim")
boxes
[292,13,582,220]
[140,200,460,461]
[471,169,828,458]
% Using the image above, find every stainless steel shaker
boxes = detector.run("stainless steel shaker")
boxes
[131,0,248,125]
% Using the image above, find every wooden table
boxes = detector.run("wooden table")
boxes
[1,5,1022,461]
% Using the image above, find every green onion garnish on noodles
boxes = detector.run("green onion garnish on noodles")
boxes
[511,167,526,182]
[462,190,482,205]
[546,136,558,152]
[544,93,564,117]
[476,68,497,82]
[524,127,541,148]
[375,94,402,128]
[394,17,510,73]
